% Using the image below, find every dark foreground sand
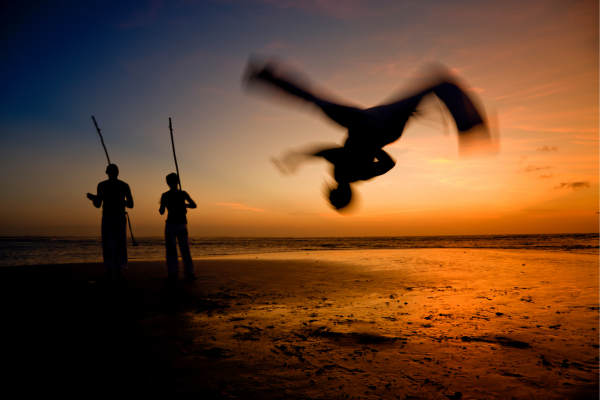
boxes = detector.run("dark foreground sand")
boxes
[1,249,598,399]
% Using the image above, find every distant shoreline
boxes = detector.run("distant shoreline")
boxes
[1,232,598,239]
[1,234,598,267]
[3,247,599,268]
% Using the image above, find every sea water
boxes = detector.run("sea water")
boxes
[0,234,597,266]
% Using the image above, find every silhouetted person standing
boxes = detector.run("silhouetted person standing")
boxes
[87,164,134,280]
[159,173,197,282]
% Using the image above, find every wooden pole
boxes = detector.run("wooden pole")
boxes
[90,116,138,246]
[169,118,182,190]
[91,116,111,165]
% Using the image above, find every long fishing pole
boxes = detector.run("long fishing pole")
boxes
[91,116,111,165]
[126,213,139,247]
[169,118,182,190]
[90,116,138,246]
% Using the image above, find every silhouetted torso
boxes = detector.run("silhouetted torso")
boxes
[97,179,131,215]
[161,190,189,224]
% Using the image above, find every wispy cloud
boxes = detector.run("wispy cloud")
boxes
[555,181,591,190]
[512,126,598,134]
[572,133,600,145]
[519,164,552,173]
[466,87,485,93]
[365,207,444,216]
[536,145,558,152]
[539,174,554,179]
[428,159,454,165]
[216,203,267,212]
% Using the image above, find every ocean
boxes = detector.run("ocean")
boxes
[0,233,597,266]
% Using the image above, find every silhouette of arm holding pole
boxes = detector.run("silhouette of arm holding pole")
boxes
[159,185,196,216]
[124,185,134,209]
[184,192,197,209]
[159,191,196,215]
[160,173,196,281]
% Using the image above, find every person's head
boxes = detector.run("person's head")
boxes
[166,173,179,190]
[328,181,352,210]
[106,164,119,179]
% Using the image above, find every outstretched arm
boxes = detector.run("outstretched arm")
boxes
[87,184,103,208]
[125,184,134,209]
[316,147,395,182]
[244,57,364,131]
[366,149,396,179]
[184,192,197,209]
[159,194,166,215]
[271,144,342,175]
[245,60,318,103]
[314,147,345,164]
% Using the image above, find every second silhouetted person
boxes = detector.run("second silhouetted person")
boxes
[159,173,197,282]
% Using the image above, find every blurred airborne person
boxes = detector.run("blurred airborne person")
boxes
[159,173,197,282]
[87,164,134,280]
[243,58,494,212]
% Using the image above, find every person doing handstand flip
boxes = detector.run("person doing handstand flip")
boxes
[243,58,493,211]
[159,173,197,282]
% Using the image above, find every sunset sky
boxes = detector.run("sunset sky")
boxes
[0,0,597,237]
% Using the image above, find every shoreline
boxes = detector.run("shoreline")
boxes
[4,247,598,268]
[2,233,597,267]
[2,249,598,399]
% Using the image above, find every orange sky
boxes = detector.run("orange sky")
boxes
[0,0,597,236]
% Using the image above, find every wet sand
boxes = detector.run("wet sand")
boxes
[1,249,598,399]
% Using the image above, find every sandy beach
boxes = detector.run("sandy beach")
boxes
[2,249,598,399]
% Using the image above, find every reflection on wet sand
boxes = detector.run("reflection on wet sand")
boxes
[2,249,597,398]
